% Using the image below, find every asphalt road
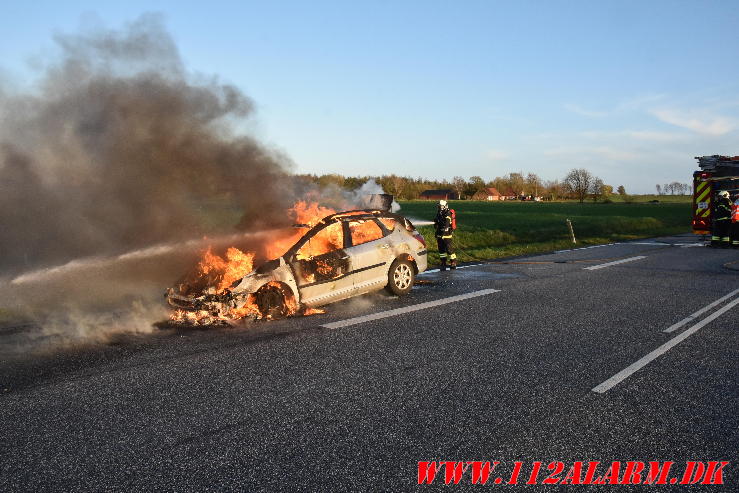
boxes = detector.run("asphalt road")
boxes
[1,234,737,491]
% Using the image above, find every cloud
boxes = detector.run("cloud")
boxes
[563,103,608,118]
[543,146,639,162]
[580,130,690,143]
[564,94,667,118]
[649,108,736,136]
[486,149,508,161]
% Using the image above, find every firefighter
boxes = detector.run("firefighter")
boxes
[731,191,739,248]
[434,200,456,270]
[711,190,732,247]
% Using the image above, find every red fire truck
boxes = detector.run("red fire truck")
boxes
[692,155,739,235]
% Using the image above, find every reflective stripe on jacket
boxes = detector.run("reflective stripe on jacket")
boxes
[434,210,453,237]
[715,198,732,221]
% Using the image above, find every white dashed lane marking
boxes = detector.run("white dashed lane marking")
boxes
[583,256,647,271]
[663,287,739,333]
[592,296,739,393]
[322,289,500,329]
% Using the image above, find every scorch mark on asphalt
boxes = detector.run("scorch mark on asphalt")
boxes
[592,296,739,393]
[583,256,647,271]
[322,289,500,329]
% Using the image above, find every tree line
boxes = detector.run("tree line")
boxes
[656,183,690,195]
[294,170,689,202]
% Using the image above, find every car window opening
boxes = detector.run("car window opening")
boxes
[349,219,384,247]
[296,221,344,260]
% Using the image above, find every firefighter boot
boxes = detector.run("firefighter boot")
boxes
[440,258,447,271]
[450,259,457,270]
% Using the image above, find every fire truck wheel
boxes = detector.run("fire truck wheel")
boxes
[386,258,415,296]
[255,284,290,319]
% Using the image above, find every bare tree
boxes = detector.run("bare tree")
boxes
[656,184,662,195]
[544,179,566,200]
[564,168,594,203]
[526,173,542,197]
[591,178,605,202]
[452,176,466,199]
[667,181,685,195]
[508,172,525,197]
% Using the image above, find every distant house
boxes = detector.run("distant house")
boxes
[419,189,460,200]
[471,187,502,201]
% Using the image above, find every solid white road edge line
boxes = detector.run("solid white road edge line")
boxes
[583,256,647,271]
[663,287,739,333]
[592,296,739,393]
[418,263,483,276]
[555,243,619,254]
[322,288,501,329]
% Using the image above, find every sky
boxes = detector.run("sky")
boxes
[1,0,738,193]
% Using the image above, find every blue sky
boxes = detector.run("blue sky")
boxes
[1,0,738,192]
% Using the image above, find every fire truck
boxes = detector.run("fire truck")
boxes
[692,155,739,235]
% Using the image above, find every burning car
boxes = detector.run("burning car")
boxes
[166,209,427,323]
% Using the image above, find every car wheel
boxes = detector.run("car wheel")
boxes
[386,258,415,296]
[255,284,291,319]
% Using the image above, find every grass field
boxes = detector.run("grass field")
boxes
[605,194,691,203]
[399,200,692,264]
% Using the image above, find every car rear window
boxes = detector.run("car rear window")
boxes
[348,219,384,247]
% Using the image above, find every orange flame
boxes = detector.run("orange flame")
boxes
[292,201,336,227]
[171,201,338,324]
[264,201,337,259]
[197,246,255,293]
[348,219,384,246]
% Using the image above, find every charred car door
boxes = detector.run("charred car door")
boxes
[288,219,354,306]
[344,218,395,294]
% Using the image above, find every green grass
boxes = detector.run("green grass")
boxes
[607,194,691,203]
[399,200,692,265]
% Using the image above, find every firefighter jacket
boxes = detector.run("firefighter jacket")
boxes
[715,197,732,221]
[434,208,453,238]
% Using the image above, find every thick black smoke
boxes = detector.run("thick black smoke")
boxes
[0,14,294,274]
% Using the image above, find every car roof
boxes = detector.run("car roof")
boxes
[325,209,405,222]
[282,209,409,259]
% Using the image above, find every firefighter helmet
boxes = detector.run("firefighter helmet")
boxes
[718,190,730,198]
[439,199,448,208]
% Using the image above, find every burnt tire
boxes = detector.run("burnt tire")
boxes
[386,258,415,296]
[255,284,290,320]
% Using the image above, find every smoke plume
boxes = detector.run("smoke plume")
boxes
[0,14,294,275]
[0,15,304,351]
[0,15,400,353]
